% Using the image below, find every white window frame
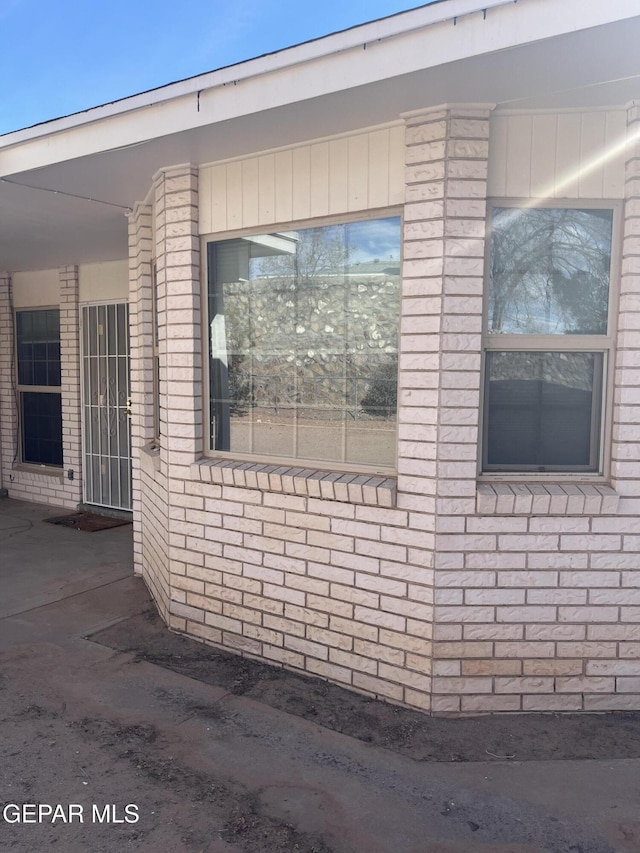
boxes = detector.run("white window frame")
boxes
[15,306,63,469]
[480,198,622,481]
[200,209,402,476]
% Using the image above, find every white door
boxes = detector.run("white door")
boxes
[81,303,132,510]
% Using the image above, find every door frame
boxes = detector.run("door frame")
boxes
[80,300,132,511]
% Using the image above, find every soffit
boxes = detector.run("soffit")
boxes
[0,15,638,272]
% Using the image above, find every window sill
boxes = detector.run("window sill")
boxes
[191,458,397,508]
[140,444,161,475]
[476,483,619,516]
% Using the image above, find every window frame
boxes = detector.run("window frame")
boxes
[200,209,403,477]
[14,306,63,469]
[480,198,622,481]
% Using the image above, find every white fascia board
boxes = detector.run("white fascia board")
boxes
[0,0,520,147]
[0,0,638,177]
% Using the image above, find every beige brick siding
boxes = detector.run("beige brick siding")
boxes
[432,509,640,713]
[59,266,82,506]
[429,102,640,713]
[129,201,171,618]
[132,163,434,710]
[613,102,640,499]
[158,165,207,634]
[0,273,15,495]
[131,106,640,714]
[174,477,433,707]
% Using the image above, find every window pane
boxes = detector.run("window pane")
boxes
[21,391,63,467]
[485,352,601,471]
[488,207,612,335]
[208,217,400,466]
[16,309,61,387]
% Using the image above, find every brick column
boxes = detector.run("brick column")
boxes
[154,164,202,476]
[154,164,201,630]
[612,101,640,502]
[400,104,493,713]
[59,265,82,505]
[128,202,154,576]
[0,274,15,492]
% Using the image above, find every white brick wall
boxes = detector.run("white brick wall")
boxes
[166,470,435,708]
[131,162,434,710]
[128,201,171,618]
[0,273,16,494]
[59,266,82,506]
[428,102,640,714]
[131,105,640,714]
[613,103,640,497]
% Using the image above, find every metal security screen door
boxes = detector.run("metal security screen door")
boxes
[82,303,132,510]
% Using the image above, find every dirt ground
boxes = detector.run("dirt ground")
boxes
[3,498,640,853]
[3,605,640,853]
[94,608,640,765]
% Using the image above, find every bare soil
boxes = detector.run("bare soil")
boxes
[91,609,640,764]
[0,683,331,853]
[68,717,332,853]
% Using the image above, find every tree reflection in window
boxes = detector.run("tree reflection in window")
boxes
[488,207,612,336]
[207,217,401,467]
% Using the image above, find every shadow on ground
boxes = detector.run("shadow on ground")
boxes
[91,608,640,764]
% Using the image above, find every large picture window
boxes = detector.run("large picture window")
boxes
[206,215,401,469]
[16,308,63,467]
[483,203,617,473]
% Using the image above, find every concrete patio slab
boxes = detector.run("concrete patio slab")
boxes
[0,498,132,619]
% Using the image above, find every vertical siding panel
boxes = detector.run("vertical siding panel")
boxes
[241,157,259,228]
[209,164,228,233]
[488,114,508,197]
[274,149,293,224]
[530,114,558,199]
[603,110,627,199]
[579,112,606,199]
[348,134,369,211]
[505,115,533,197]
[258,154,275,225]
[554,113,582,198]
[388,124,406,205]
[226,161,243,230]
[292,146,311,221]
[309,142,330,218]
[329,137,349,214]
[199,121,434,230]
[368,129,390,210]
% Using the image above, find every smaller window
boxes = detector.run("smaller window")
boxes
[16,309,63,467]
[482,203,617,474]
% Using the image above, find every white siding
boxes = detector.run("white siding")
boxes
[12,269,59,308]
[199,125,405,234]
[488,110,626,199]
[79,259,129,303]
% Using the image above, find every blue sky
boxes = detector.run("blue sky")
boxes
[0,0,430,136]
